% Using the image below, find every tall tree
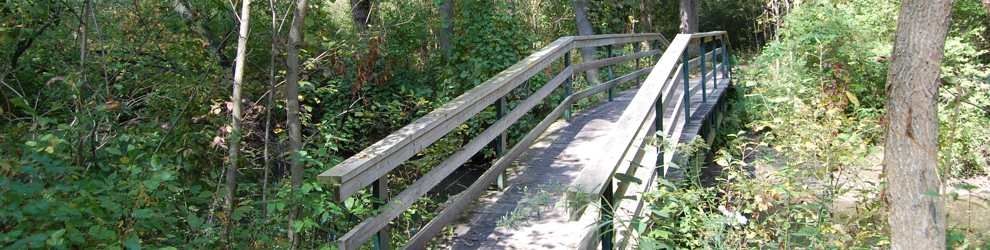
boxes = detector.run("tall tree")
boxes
[350,0,372,32]
[438,0,454,59]
[285,0,307,247]
[679,0,698,33]
[883,0,953,249]
[224,0,252,244]
[573,0,601,84]
[223,0,251,244]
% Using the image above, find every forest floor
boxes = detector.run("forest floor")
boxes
[736,132,990,246]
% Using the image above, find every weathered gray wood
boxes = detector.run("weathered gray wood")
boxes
[687,48,721,70]
[336,66,575,250]
[320,37,574,201]
[575,49,660,73]
[320,33,670,202]
[685,65,721,99]
[568,34,692,208]
[405,85,581,249]
[573,33,663,49]
[690,31,727,39]
[572,67,653,100]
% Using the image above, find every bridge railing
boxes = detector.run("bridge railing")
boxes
[317,33,671,249]
[569,31,732,249]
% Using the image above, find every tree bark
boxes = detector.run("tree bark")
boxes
[679,0,698,33]
[173,0,232,67]
[438,0,454,59]
[883,0,953,249]
[350,0,372,32]
[224,0,252,245]
[285,0,307,247]
[640,0,654,33]
[573,0,601,84]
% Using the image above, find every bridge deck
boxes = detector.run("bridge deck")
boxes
[447,72,730,249]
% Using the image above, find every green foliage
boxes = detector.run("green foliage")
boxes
[643,0,990,248]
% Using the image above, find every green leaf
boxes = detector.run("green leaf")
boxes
[124,235,141,250]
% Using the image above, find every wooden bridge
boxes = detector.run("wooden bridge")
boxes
[318,31,734,249]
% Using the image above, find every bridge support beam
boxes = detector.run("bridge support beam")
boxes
[494,97,508,190]
[606,45,614,102]
[699,41,707,103]
[680,51,691,117]
[372,178,390,250]
[564,51,573,120]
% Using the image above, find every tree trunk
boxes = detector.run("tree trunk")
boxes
[438,0,454,59]
[350,0,372,32]
[883,0,953,249]
[679,0,698,33]
[640,0,654,33]
[285,0,307,247]
[224,0,252,245]
[573,0,601,84]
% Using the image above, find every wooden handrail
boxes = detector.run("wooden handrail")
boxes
[319,33,668,202]
[319,32,669,250]
[568,31,732,223]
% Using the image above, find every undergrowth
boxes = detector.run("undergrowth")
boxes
[640,0,990,249]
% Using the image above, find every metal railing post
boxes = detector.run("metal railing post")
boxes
[655,89,664,176]
[699,41,707,103]
[564,51,573,120]
[600,178,614,250]
[713,38,720,86]
[495,97,507,189]
[372,178,390,250]
[606,45,614,102]
[681,48,691,117]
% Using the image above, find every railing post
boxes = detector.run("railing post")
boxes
[606,45,614,102]
[564,51,573,120]
[600,178,614,250]
[495,97,508,189]
[681,48,691,117]
[713,38,720,86]
[372,178,390,250]
[655,90,664,177]
[699,41,707,103]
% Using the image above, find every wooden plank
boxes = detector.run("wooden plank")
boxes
[567,34,692,208]
[335,66,575,250]
[405,90,583,249]
[687,48,721,70]
[574,49,660,73]
[572,67,652,100]
[685,67,719,98]
[333,66,577,202]
[689,31,727,39]
[661,65,684,108]
[320,33,674,202]
[572,33,663,48]
[319,37,574,201]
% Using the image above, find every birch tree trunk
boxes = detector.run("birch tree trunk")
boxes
[224,0,252,245]
[883,0,953,249]
[573,0,601,84]
[679,0,698,33]
[285,0,307,247]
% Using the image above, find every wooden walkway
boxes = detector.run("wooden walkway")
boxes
[448,73,731,249]
[317,32,734,250]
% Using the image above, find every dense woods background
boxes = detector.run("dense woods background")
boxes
[1,0,988,249]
